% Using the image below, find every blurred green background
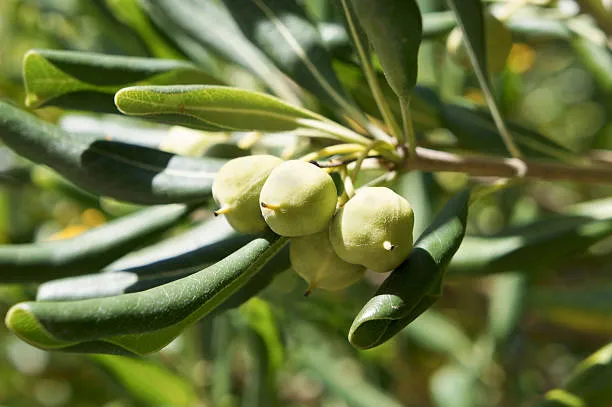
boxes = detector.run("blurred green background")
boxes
[1,0,611,406]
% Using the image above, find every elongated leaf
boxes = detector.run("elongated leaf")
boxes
[537,343,612,407]
[349,189,470,349]
[138,0,299,103]
[439,102,573,159]
[24,49,220,112]
[529,285,612,335]
[351,0,422,99]
[37,219,291,305]
[92,354,198,406]
[487,272,526,342]
[6,235,289,355]
[223,0,352,112]
[449,216,612,277]
[115,85,325,132]
[445,0,522,158]
[430,364,479,407]
[0,204,188,283]
[0,102,226,204]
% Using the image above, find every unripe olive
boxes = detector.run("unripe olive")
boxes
[446,13,512,73]
[329,187,414,273]
[259,160,337,237]
[290,230,365,293]
[212,155,283,234]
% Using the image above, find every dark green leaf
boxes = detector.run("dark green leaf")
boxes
[0,204,189,283]
[24,49,220,113]
[6,234,289,355]
[223,0,353,112]
[351,0,422,98]
[349,189,470,349]
[138,0,299,103]
[0,101,226,204]
[449,212,612,277]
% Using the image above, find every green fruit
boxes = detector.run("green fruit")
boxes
[329,187,414,273]
[212,155,284,234]
[446,13,512,73]
[259,160,337,237]
[290,230,365,294]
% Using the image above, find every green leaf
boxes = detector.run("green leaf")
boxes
[445,0,522,158]
[350,0,423,99]
[402,309,472,363]
[449,215,612,277]
[92,354,198,406]
[349,189,470,349]
[572,37,612,94]
[0,204,189,283]
[24,49,220,112]
[115,85,324,132]
[223,0,354,113]
[529,285,612,336]
[6,234,289,355]
[138,0,300,103]
[37,218,291,305]
[536,342,612,407]
[430,364,479,407]
[487,272,526,342]
[0,101,226,204]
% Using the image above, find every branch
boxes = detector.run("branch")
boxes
[408,147,612,184]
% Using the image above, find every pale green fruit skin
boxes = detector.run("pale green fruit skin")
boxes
[329,187,414,273]
[212,155,283,234]
[290,230,365,291]
[446,13,512,73]
[259,160,337,237]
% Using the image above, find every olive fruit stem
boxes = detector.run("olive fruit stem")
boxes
[399,96,417,157]
[300,144,366,162]
[350,140,388,183]
[214,206,232,216]
[339,0,402,141]
[297,118,372,146]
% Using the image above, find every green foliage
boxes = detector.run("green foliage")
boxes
[0,0,611,406]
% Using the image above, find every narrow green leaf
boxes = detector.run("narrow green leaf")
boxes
[487,272,526,342]
[440,102,574,160]
[6,235,289,355]
[350,0,423,99]
[223,0,354,113]
[536,342,612,407]
[572,37,612,93]
[0,204,189,283]
[349,189,470,349]
[449,215,612,277]
[115,85,323,132]
[92,354,198,406]
[24,49,220,112]
[402,309,472,363]
[529,285,612,336]
[430,364,479,407]
[445,0,523,158]
[138,0,299,103]
[0,101,226,204]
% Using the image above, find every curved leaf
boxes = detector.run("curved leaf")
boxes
[24,49,220,112]
[0,204,189,283]
[6,234,289,355]
[0,102,226,204]
[115,85,323,132]
[349,189,470,349]
[351,0,422,99]
[223,0,353,112]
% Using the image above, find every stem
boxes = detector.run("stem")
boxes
[339,0,402,140]
[299,144,365,162]
[297,118,372,145]
[351,140,387,182]
[399,96,416,156]
[409,147,612,184]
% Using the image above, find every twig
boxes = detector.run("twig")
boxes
[408,147,612,184]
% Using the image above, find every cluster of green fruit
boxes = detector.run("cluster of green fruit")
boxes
[212,155,415,293]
